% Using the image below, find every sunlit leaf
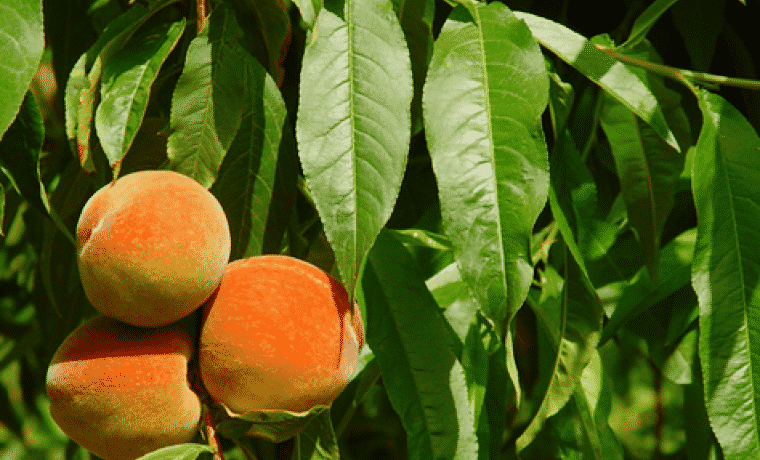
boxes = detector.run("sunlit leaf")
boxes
[297,0,413,297]
[516,11,681,151]
[423,2,549,330]
[692,90,760,460]
[0,0,43,139]
[167,4,247,187]
[95,18,185,170]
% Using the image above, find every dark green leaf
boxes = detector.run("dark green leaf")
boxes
[232,0,291,86]
[95,17,185,169]
[518,253,603,452]
[0,0,44,139]
[291,409,340,460]
[210,28,293,260]
[358,230,478,460]
[692,90,760,459]
[600,229,695,345]
[671,0,725,71]
[297,0,413,297]
[621,0,680,50]
[0,92,73,244]
[391,0,435,136]
[167,4,247,187]
[598,40,688,281]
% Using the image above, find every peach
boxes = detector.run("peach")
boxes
[77,170,231,327]
[46,316,202,460]
[199,255,364,415]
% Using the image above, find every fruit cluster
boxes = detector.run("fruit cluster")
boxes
[46,170,364,460]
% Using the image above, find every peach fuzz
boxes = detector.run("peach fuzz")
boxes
[76,170,231,327]
[199,255,364,415]
[46,316,202,460]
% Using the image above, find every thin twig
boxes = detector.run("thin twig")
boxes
[204,410,226,460]
[594,43,760,91]
[196,0,207,35]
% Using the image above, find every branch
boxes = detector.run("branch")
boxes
[594,43,760,91]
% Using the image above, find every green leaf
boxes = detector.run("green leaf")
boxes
[358,230,478,460]
[215,405,328,443]
[515,11,681,151]
[0,0,43,139]
[297,0,413,297]
[621,0,680,50]
[598,40,688,281]
[292,0,323,27]
[522,352,623,460]
[233,0,291,85]
[167,4,247,187]
[95,17,185,170]
[134,444,214,460]
[66,1,176,174]
[671,0,725,71]
[423,3,549,331]
[0,92,74,244]
[391,0,435,136]
[209,34,293,260]
[291,409,340,460]
[692,90,760,460]
[600,229,695,345]
[518,253,603,452]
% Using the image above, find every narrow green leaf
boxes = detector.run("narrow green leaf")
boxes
[518,253,603,452]
[522,353,623,460]
[358,230,478,460]
[297,0,413,297]
[692,90,760,460]
[210,46,292,260]
[391,0,435,136]
[0,92,74,244]
[95,18,185,169]
[671,0,725,71]
[167,4,247,187]
[0,0,43,139]
[66,1,178,174]
[423,2,549,331]
[234,0,291,85]
[515,11,680,151]
[600,229,695,344]
[621,0,681,50]
[598,40,687,281]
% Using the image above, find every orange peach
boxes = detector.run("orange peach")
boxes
[77,170,231,327]
[46,316,202,460]
[199,255,364,415]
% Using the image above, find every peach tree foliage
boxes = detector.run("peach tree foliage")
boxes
[1,0,759,459]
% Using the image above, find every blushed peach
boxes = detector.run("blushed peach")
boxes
[46,316,202,460]
[199,255,364,415]
[77,170,231,327]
